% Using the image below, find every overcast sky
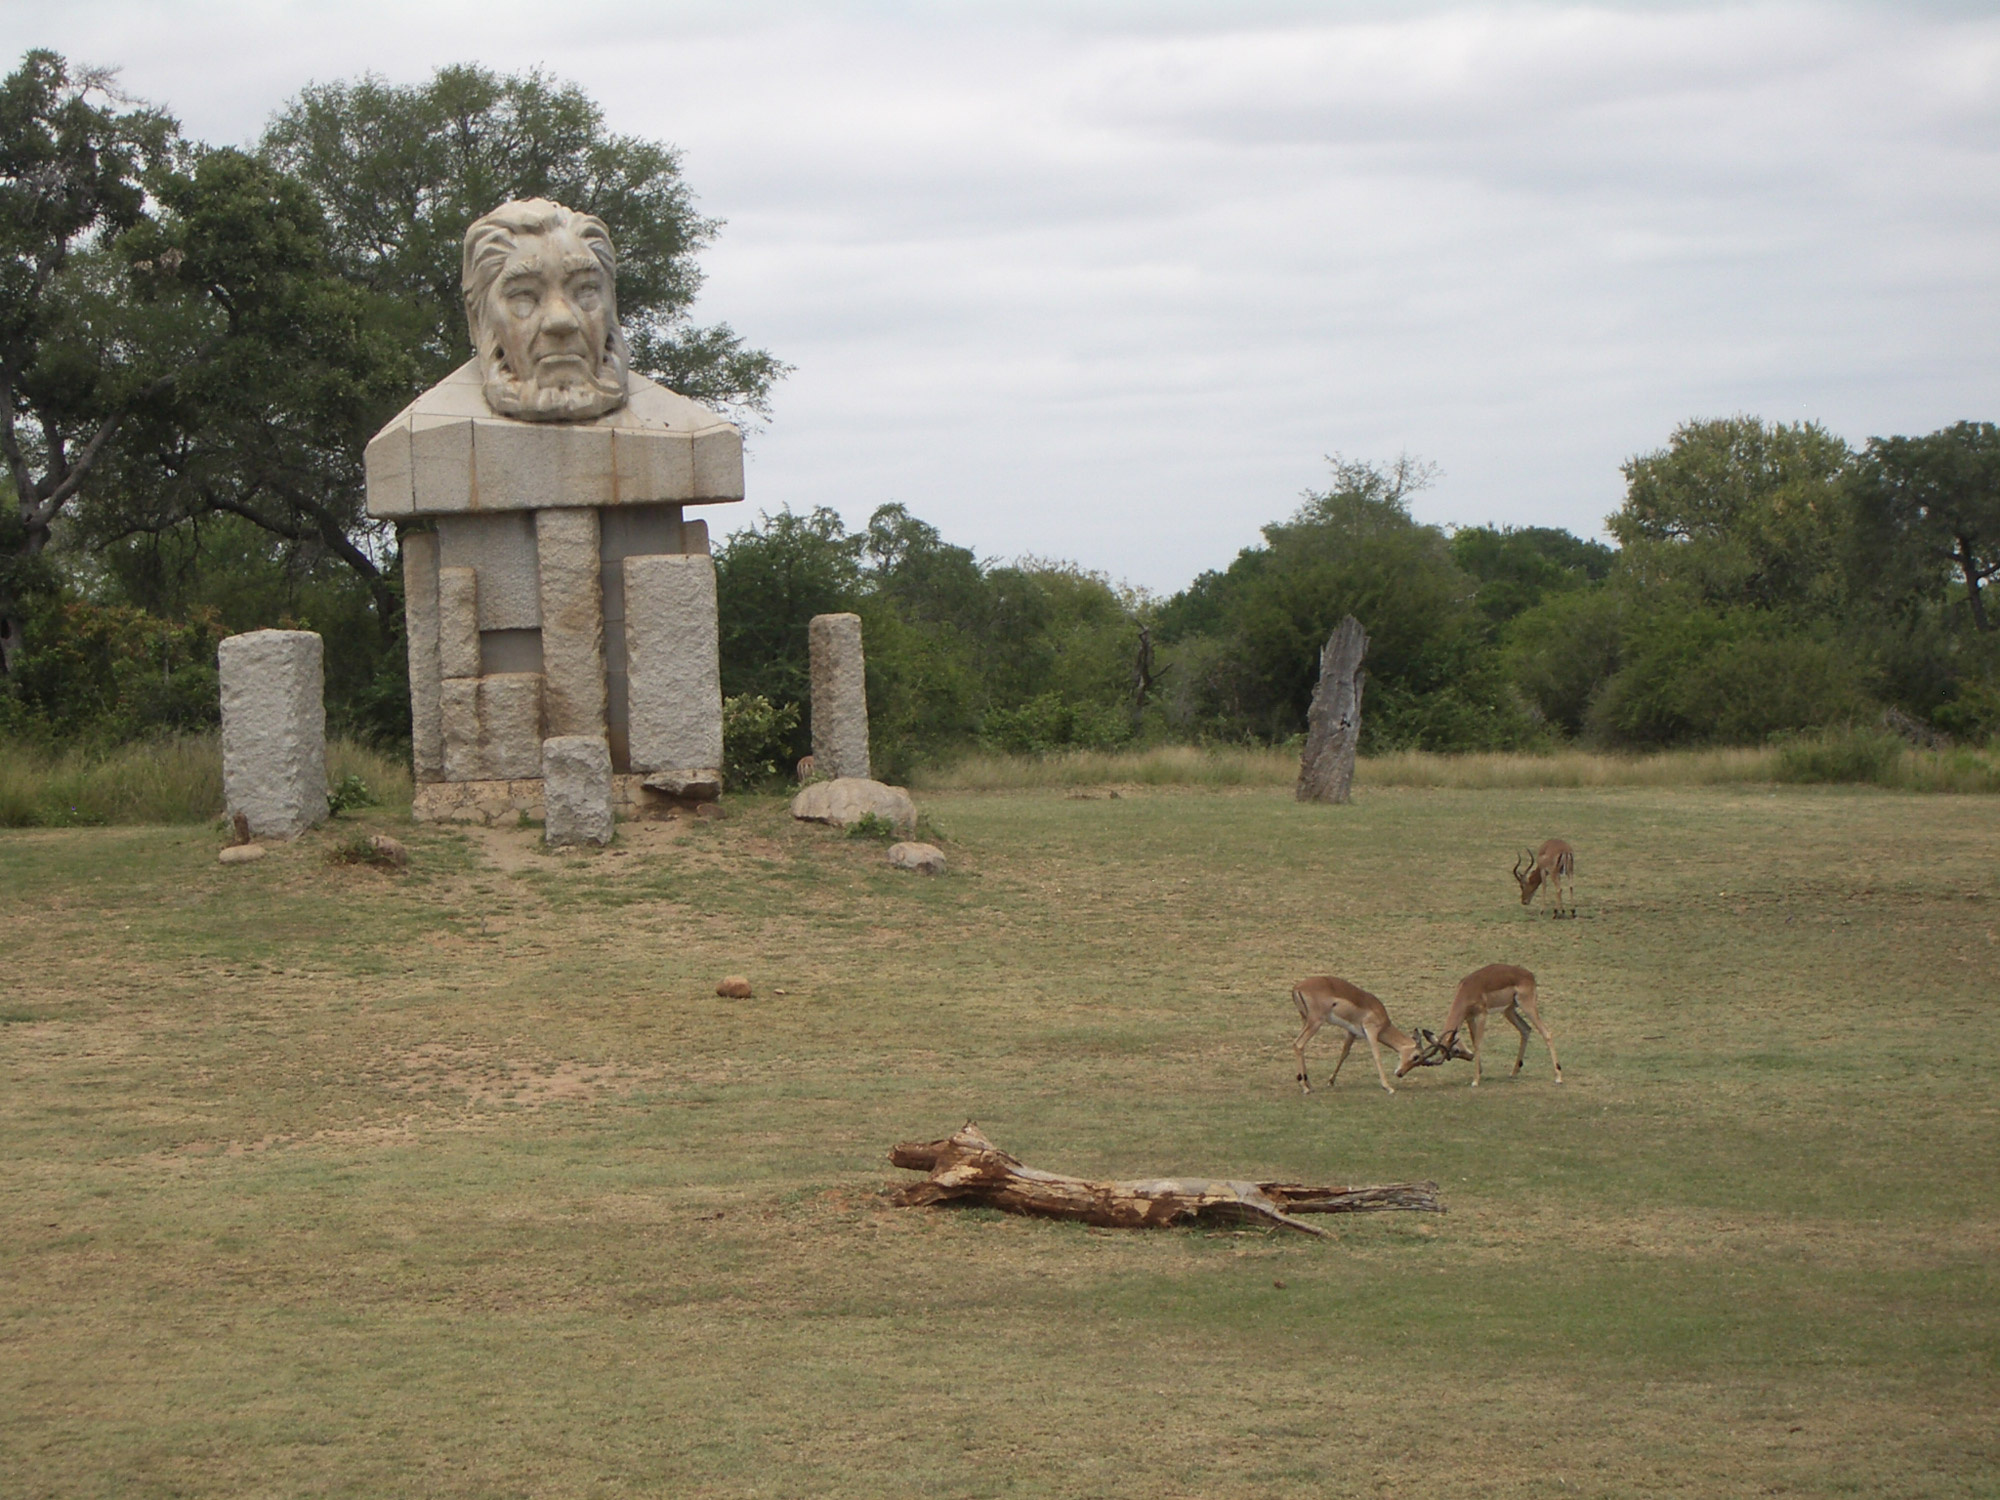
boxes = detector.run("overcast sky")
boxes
[9,1,1999,592]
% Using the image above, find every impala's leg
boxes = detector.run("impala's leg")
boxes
[1518,990,1563,1083]
[1362,1023,1397,1095]
[1328,1032,1357,1088]
[1292,1014,1324,1094]
[1507,1003,1533,1076]
[1468,1012,1487,1087]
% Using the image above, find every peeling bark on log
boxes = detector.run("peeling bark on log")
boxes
[889,1124,1442,1237]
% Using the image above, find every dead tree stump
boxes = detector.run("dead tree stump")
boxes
[1297,614,1368,803]
[889,1124,1441,1237]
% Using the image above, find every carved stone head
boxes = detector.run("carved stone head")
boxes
[462,198,630,421]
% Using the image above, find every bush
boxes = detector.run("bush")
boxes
[979,692,1130,756]
[722,693,802,790]
[1773,730,1904,785]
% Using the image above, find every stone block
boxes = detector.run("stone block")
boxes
[364,424,413,516]
[693,427,743,499]
[682,517,710,555]
[437,566,482,680]
[535,507,606,738]
[403,531,444,782]
[436,512,540,631]
[440,673,544,781]
[474,419,615,509]
[613,426,694,501]
[542,735,614,847]
[366,362,746,520]
[623,554,723,777]
[219,629,328,839]
[410,412,473,513]
[809,612,870,780]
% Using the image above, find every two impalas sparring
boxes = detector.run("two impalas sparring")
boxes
[1290,840,1574,1095]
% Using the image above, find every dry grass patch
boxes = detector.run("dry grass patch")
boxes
[1,785,1995,1496]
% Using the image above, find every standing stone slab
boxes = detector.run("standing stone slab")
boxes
[535,507,606,739]
[623,554,723,777]
[219,629,328,838]
[809,612,870,781]
[1296,615,1368,804]
[542,735,614,847]
[403,531,444,782]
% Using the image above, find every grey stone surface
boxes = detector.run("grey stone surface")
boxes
[436,512,540,632]
[440,673,544,781]
[541,735,614,847]
[403,530,444,782]
[219,629,328,839]
[535,507,606,738]
[887,841,946,875]
[437,566,481,681]
[365,362,743,518]
[623,554,723,777]
[790,777,916,834]
[809,612,870,780]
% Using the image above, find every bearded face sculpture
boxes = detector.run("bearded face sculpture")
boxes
[463,199,630,421]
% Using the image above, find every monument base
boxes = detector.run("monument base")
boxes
[413,774,722,825]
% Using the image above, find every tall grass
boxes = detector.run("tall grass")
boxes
[0,733,412,828]
[908,733,2000,793]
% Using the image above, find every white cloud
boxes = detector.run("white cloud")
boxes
[8,0,1999,588]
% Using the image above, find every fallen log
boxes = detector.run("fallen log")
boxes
[889,1124,1442,1237]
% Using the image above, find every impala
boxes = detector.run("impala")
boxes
[1513,838,1576,917]
[1291,976,1461,1095]
[1427,963,1562,1087]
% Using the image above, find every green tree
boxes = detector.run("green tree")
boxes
[1158,456,1532,749]
[714,507,864,722]
[0,50,177,675]
[1450,523,1614,633]
[260,65,785,420]
[1611,416,1852,617]
[1850,421,2000,632]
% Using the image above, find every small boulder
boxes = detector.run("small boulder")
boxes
[716,975,753,999]
[642,768,721,802]
[218,843,266,865]
[790,777,917,834]
[887,841,946,875]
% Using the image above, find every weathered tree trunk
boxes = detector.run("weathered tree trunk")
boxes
[1296,614,1368,803]
[890,1124,1441,1237]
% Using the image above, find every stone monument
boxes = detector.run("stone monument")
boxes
[366,199,741,824]
[808,612,870,780]
[219,628,328,838]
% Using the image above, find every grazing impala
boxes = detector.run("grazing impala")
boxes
[1291,976,1429,1095]
[1427,963,1562,1087]
[1513,839,1575,917]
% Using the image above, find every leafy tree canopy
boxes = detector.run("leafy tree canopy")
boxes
[261,65,786,421]
[1850,420,2000,631]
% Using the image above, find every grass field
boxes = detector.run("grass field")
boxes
[2,784,1996,1497]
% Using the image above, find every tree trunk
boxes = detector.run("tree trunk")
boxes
[0,510,52,679]
[889,1124,1441,1237]
[1296,615,1368,803]
[1957,539,1992,631]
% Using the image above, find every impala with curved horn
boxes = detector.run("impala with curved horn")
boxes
[1513,838,1575,917]
[1291,976,1469,1095]
[1423,963,1562,1088]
